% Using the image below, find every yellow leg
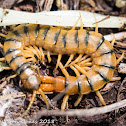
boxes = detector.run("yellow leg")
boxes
[64,54,74,67]
[61,94,69,111]
[21,90,37,118]
[26,58,36,63]
[7,74,17,80]
[80,16,84,30]
[24,46,39,59]
[0,57,5,61]
[96,90,106,105]
[55,53,62,70]
[39,47,45,62]
[29,46,40,59]
[94,14,98,33]
[0,33,6,38]
[38,88,49,110]
[74,64,87,75]
[74,94,83,107]
[111,33,115,47]
[70,65,80,77]
[78,55,88,62]
[33,45,41,60]
[71,16,81,30]
[0,43,3,48]
[81,66,91,71]
[69,54,83,66]
[81,62,93,67]
[0,66,11,70]
[47,50,51,63]
[116,52,124,65]
[78,58,92,65]
[59,62,70,78]
[110,77,121,81]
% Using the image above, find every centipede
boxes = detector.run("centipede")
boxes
[0,17,124,117]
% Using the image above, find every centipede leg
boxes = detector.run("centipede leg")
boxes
[69,54,83,66]
[81,66,91,71]
[59,62,70,78]
[110,77,121,81]
[0,33,6,38]
[7,74,17,80]
[73,64,88,75]
[64,54,74,67]
[39,47,45,62]
[21,90,37,118]
[0,66,11,70]
[94,14,98,33]
[74,94,83,107]
[70,65,80,77]
[111,33,115,46]
[78,57,92,65]
[61,94,69,111]
[38,88,49,110]
[47,50,51,63]
[0,43,3,48]
[55,53,62,69]
[96,90,106,105]
[33,45,42,61]
[116,52,124,65]
[0,57,6,61]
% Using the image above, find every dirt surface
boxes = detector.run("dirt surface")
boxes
[0,0,126,126]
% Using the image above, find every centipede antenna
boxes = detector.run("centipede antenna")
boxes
[47,50,51,63]
[64,54,74,67]
[21,90,37,118]
[59,62,70,78]
[96,90,106,106]
[116,52,124,65]
[38,88,49,110]
[68,54,83,66]
[55,53,62,70]
[61,94,69,111]
[111,33,115,46]
[70,65,80,77]
[110,77,121,81]
[74,94,83,107]
[0,57,5,61]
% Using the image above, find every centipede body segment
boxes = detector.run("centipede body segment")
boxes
[0,17,124,117]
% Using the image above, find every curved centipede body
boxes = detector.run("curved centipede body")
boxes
[0,18,124,117]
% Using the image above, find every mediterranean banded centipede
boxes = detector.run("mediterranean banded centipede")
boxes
[0,17,124,117]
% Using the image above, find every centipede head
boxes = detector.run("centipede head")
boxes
[21,74,41,90]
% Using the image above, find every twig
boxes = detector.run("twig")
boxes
[30,99,126,119]
[0,92,25,100]
[104,32,126,41]
[0,8,125,28]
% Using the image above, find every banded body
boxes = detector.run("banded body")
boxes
[1,23,123,116]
